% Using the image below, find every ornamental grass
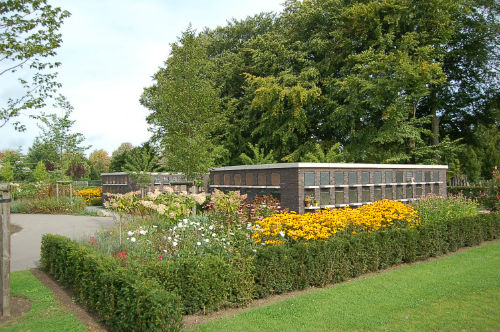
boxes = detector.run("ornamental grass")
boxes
[253,199,420,245]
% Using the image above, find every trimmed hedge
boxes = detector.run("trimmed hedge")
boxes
[40,212,499,331]
[140,253,254,314]
[40,235,183,332]
[253,212,500,298]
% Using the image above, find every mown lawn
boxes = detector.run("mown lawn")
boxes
[0,270,87,332]
[189,241,500,332]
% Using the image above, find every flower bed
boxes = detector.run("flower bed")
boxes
[253,200,419,245]
[78,187,102,206]
[39,191,500,332]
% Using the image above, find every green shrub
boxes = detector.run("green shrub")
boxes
[10,200,28,213]
[252,212,500,298]
[142,253,254,314]
[21,197,86,214]
[40,234,183,332]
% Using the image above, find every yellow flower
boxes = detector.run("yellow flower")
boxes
[253,200,420,245]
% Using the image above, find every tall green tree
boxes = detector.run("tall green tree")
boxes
[141,28,226,182]
[109,142,133,172]
[89,149,111,179]
[123,143,162,193]
[0,0,70,131]
[35,96,89,178]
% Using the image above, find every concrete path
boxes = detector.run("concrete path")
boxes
[10,214,115,272]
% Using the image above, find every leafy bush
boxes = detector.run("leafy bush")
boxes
[105,189,205,220]
[40,234,183,332]
[18,197,86,214]
[10,200,28,213]
[141,253,254,314]
[410,194,478,224]
[479,166,500,211]
[252,212,499,298]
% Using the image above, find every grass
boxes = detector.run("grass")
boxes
[189,241,500,332]
[0,271,87,332]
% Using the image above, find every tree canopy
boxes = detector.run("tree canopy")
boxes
[0,0,70,131]
[143,0,499,181]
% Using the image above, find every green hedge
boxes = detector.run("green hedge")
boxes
[40,212,500,331]
[253,212,500,298]
[141,253,254,314]
[40,235,183,332]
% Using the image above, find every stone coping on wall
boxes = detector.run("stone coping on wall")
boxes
[212,162,449,171]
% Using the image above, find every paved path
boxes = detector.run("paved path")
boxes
[10,214,115,272]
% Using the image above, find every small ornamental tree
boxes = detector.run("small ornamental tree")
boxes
[33,161,48,182]
[0,161,14,182]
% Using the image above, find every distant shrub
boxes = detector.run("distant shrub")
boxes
[21,197,86,214]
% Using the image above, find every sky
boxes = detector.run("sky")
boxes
[0,0,284,156]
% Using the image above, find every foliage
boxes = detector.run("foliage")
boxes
[188,242,500,332]
[109,142,133,172]
[300,142,345,163]
[35,96,90,179]
[480,166,500,211]
[141,28,226,181]
[239,143,276,165]
[0,0,70,131]
[142,253,254,314]
[0,161,14,182]
[123,143,162,192]
[253,200,420,245]
[78,187,102,206]
[40,234,183,332]
[20,197,86,214]
[88,149,111,180]
[252,212,499,298]
[144,0,499,174]
[105,189,203,220]
[410,194,479,224]
[0,149,29,180]
[33,160,49,182]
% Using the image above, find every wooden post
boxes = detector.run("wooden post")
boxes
[0,184,11,317]
[56,182,59,200]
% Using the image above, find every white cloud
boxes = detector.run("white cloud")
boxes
[0,0,284,155]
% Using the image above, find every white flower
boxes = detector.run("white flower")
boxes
[212,233,216,237]
[130,237,136,243]
[209,225,214,230]
[139,230,147,235]
[197,241,201,246]
[167,236,172,241]
[127,231,133,236]
[204,238,209,243]
[183,219,188,223]
[252,249,257,253]
[152,225,158,228]
[280,231,285,238]
[178,222,183,227]
[172,241,178,247]
[163,249,167,253]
